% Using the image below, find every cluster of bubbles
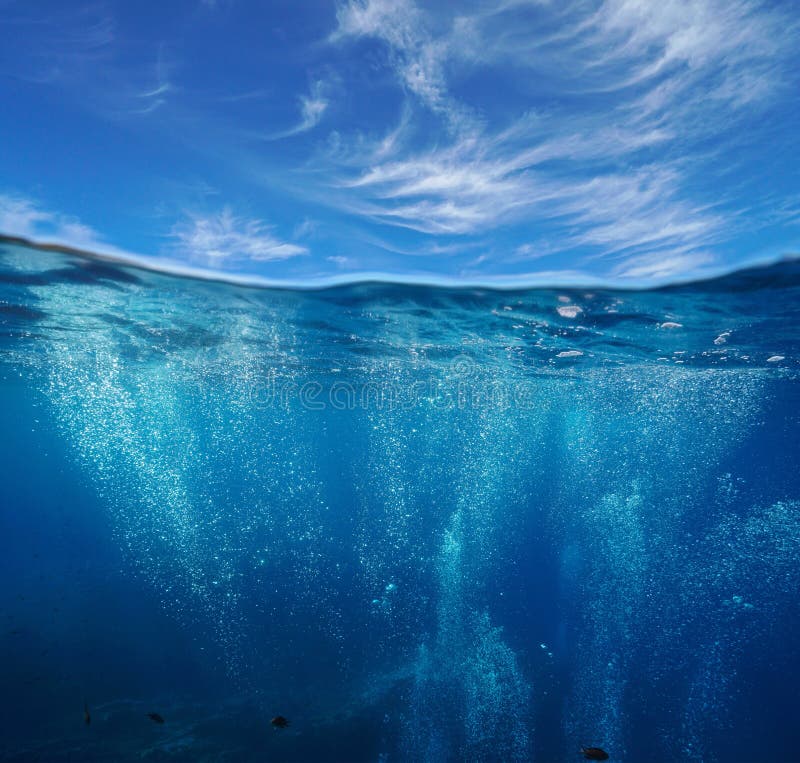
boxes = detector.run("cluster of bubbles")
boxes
[397,400,541,762]
[561,489,648,760]
[3,241,798,760]
[673,498,800,760]
[34,271,352,687]
[550,365,800,761]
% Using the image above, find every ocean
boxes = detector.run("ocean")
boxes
[1,237,798,762]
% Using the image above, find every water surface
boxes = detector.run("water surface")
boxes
[1,238,799,761]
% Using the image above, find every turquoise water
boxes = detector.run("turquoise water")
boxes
[1,237,799,761]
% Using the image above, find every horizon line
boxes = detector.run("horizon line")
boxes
[1,232,797,294]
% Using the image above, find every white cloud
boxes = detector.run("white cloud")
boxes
[559,170,722,254]
[333,0,472,131]
[130,43,173,115]
[326,0,794,271]
[299,93,328,131]
[0,193,118,253]
[0,195,307,272]
[612,249,717,280]
[1,8,114,85]
[0,195,51,237]
[330,125,721,260]
[171,208,308,262]
[326,255,350,266]
[265,80,330,140]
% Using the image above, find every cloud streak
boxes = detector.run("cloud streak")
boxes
[333,0,473,131]
[0,193,120,254]
[326,0,796,273]
[170,208,308,262]
[0,193,308,271]
[264,80,330,140]
[1,0,796,283]
[0,6,114,85]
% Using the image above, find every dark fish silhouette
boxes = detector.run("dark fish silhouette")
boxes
[581,747,609,761]
[271,715,290,729]
[83,702,91,726]
[147,712,165,724]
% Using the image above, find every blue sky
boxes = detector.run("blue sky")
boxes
[1,0,798,285]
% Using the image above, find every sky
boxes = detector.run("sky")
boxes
[0,0,798,286]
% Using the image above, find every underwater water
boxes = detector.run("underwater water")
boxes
[1,237,799,763]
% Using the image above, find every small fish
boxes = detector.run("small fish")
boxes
[581,747,609,761]
[147,712,165,724]
[84,702,91,726]
[271,715,290,729]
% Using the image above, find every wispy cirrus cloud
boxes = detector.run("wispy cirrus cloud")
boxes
[264,80,330,140]
[329,121,720,262]
[0,193,120,254]
[0,6,114,85]
[0,3,179,119]
[129,43,173,115]
[0,193,312,283]
[1,0,795,284]
[325,0,796,274]
[0,193,308,267]
[332,0,473,132]
[170,208,308,262]
[611,248,717,280]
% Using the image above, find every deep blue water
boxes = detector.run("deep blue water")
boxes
[1,237,799,762]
